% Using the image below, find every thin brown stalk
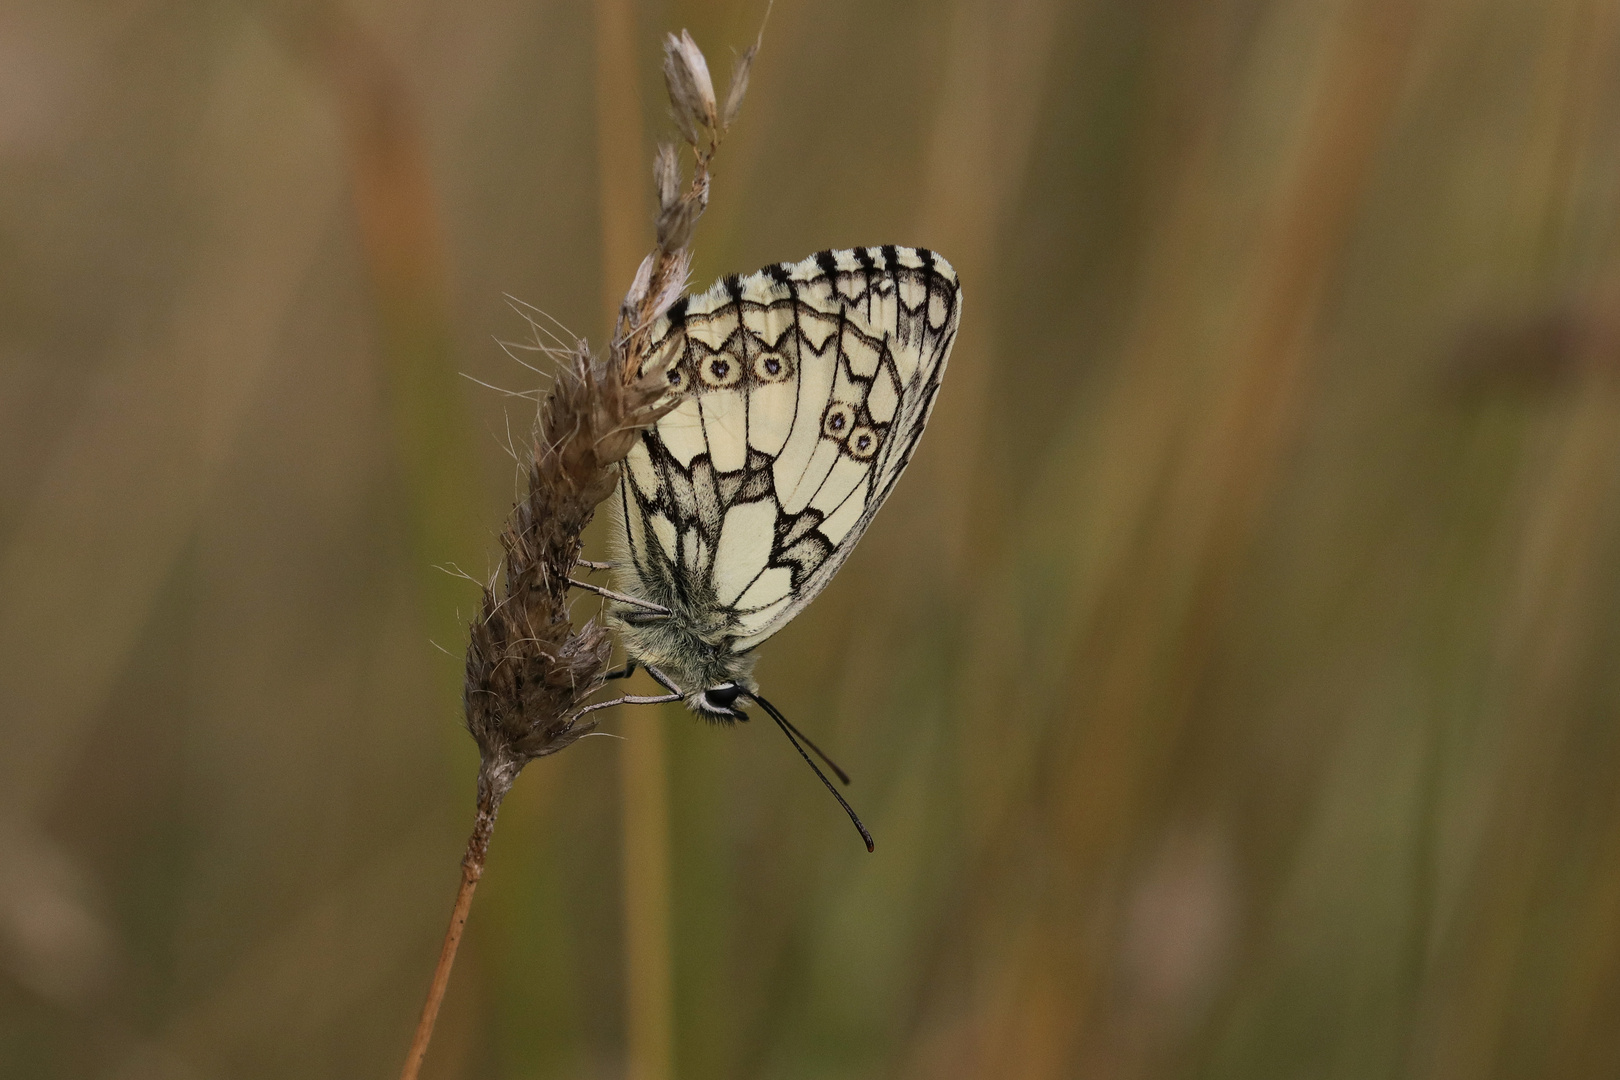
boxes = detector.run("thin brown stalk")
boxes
[399,793,500,1080]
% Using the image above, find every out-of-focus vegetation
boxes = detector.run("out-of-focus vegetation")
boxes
[5,0,1620,1077]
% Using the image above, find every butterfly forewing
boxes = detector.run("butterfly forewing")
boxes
[617,246,960,652]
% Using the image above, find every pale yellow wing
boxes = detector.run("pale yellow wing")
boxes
[614,246,961,652]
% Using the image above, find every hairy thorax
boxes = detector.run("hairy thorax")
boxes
[608,547,759,710]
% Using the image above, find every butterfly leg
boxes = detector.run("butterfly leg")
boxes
[573,691,682,719]
[642,665,685,697]
[602,660,639,682]
[567,578,670,614]
[575,559,613,572]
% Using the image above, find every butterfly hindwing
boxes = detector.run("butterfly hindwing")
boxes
[617,246,960,652]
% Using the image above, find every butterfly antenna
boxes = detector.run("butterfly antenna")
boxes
[750,694,852,785]
[751,694,874,852]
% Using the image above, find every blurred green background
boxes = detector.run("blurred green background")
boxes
[6,0,1620,1077]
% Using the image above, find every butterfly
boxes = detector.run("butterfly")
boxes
[577,246,960,849]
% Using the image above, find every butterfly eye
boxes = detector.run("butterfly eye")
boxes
[752,351,791,382]
[699,353,742,388]
[704,684,744,708]
[700,683,748,719]
[846,425,878,460]
[822,402,855,439]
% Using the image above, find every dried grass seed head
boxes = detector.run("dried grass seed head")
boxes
[654,142,681,214]
[657,190,703,254]
[464,339,677,776]
[663,30,717,144]
[619,254,657,337]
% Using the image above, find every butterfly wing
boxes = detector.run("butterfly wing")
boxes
[616,246,960,653]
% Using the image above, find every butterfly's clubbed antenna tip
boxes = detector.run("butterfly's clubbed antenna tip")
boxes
[752,694,874,852]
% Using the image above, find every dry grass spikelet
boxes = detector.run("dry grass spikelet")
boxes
[463,342,674,797]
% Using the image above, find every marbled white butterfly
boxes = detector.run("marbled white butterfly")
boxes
[590,246,960,848]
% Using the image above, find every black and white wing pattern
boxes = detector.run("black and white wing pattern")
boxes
[615,246,960,653]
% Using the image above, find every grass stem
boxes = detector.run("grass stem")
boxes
[399,789,503,1080]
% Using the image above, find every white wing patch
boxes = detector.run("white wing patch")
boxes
[714,500,776,604]
[699,390,748,472]
[810,455,867,515]
[868,365,899,424]
[614,246,961,654]
[841,326,881,378]
[649,513,678,559]
[659,397,707,467]
[796,310,839,352]
[626,440,659,498]
[748,376,796,456]
[737,563,794,607]
[818,478,869,546]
